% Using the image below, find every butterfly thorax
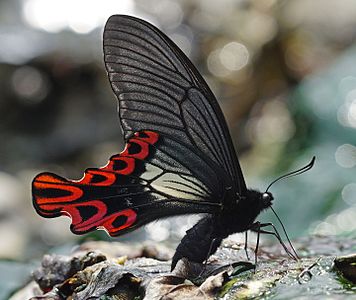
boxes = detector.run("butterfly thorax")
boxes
[218,189,273,235]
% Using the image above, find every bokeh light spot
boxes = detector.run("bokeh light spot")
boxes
[207,49,230,77]
[341,183,356,206]
[338,76,356,96]
[208,42,250,77]
[335,144,356,168]
[22,0,134,34]
[11,66,49,103]
[220,42,249,71]
[246,100,295,144]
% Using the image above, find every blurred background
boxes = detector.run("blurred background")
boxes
[1,0,356,296]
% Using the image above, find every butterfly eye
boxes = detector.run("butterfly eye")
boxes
[261,192,273,206]
[262,193,270,200]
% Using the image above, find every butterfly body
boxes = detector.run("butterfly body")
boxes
[172,189,272,270]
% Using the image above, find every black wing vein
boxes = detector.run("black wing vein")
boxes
[163,179,211,197]
[186,97,231,173]
[105,28,180,72]
[108,64,188,90]
[119,98,179,117]
[105,44,175,74]
[110,80,182,101]
[106,53,190,86]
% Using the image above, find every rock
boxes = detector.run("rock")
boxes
[11,235,356,299]
[144,270,228,300]
[32,251,106,292]
[334,254,356,284]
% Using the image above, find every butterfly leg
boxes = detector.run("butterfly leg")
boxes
[204,237,218,267]
[259,222,299,260]
[254,222,261,271]
[244,231,250,260]
[198,237,218,278]
[251,222,299,260]
[248,221,262,271]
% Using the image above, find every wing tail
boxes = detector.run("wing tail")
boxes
[32,172,137,236]
[32,131,159,236]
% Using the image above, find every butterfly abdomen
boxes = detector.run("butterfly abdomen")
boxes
[171,215,227,271]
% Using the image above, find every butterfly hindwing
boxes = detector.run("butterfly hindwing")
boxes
[32,131,220,236]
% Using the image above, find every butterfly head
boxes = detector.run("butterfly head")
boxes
[240,189,272,212]
[261,191,273,208]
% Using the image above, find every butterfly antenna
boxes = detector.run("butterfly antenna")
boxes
[265,156,315,192]
[270,206,299,260]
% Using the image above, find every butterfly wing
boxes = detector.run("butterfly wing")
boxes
[104,15,247,196]
[32,15,247,237]
[32,131,221,236]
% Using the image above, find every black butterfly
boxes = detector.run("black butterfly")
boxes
[32,15,315,271]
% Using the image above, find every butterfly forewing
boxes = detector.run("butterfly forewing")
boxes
[104,15,246,196]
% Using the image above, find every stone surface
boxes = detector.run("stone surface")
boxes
[9,235,356,299]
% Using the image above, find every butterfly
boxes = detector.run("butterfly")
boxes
[32,15,315,271]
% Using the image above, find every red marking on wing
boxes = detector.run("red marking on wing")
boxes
[34,174,83,204]
[79,169,116,186]
[32,130,159,235]
[121,139,150,160]
[134,131,159,144]
[105,156,135,175]
[101,209,137,234]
